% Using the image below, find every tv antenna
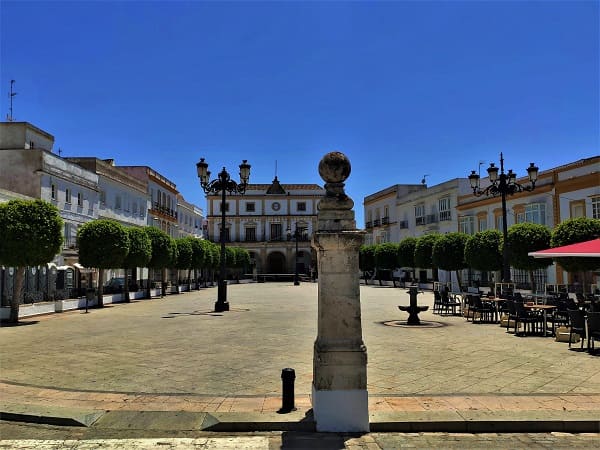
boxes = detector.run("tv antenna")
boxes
[421,174,429,185]
[478,160,486,178]
[7,80,17,121]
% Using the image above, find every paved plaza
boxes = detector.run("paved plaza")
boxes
[1,282,599,446]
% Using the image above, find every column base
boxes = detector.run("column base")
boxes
[312,384,369,432]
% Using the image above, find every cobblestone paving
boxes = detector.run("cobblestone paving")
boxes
[1,422,599,450]
[1,283,598,398]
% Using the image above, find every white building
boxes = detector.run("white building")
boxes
[0,122,99,266]
[205,176,325,274]
[177,194,204,238]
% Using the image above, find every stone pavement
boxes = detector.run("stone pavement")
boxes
[1,283,599,437]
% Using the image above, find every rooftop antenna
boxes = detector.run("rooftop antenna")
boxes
[275,160,278,179]
[7,79,17,121]
[421,174,429,185]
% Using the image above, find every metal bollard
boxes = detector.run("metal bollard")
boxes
[279,368,296,413]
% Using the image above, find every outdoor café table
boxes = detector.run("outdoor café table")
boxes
[523,304,557,336]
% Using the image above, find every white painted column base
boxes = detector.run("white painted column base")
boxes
[312,385,369,432]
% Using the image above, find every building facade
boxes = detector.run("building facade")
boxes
[457,155,600,288]
[205,177,325,274]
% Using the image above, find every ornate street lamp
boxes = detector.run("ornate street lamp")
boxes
[287,225,302,286]
[468,152,538,283]
[197,158,251,312]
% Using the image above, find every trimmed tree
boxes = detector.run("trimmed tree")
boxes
[359,244,376,285]
[465,229,503,290]
[0,199,63,323]
[232,247,251,281]
[551,217,600,289]
[122,227,152,302]
[414,234,441,283]
[78,219,130,307]
[432,232,469,290]
[145,227,176,298]
[507,223,552,293]
[397,237,417,283]
[374,243,399,286]
[175,237,193,288]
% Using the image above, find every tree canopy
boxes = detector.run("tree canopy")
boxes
[432,232,468,271]
[374,243,399,270]
[465,229,503,272]
[507,223,552,271]
[77,219,130,269]
[414,233,441,269]
[397,237,417,270]
[123,227,152,269]
[359,245,376,272]
[145,227,176,269]
[174,237,193,270]
[0,199,63,267]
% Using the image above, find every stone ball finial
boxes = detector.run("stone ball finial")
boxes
[318,151,351,184]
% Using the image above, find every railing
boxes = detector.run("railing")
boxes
[366,221,372,228]
[439,210,452,221]
[152,202,178,219]
[373,219,380,227]
[382,217,389,225]
[399,220,408,229]
[63,238,77,250]
[415,216,426,226]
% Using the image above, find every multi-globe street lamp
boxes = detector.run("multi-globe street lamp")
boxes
[197,158,251,312]
[286,225,304,286]
[468,153,539,283]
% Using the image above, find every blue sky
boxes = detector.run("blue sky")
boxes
[1,1,598,226]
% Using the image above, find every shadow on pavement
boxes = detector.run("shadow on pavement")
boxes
[0,320,39,327]
[281,431,366,449]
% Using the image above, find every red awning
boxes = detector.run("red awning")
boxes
[528,239,600,258]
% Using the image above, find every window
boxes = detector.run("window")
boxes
[132,202,138,215]
[51,184,56,200]
[77,192,82,207]
[246,202,255,212]
[570,200,585,219]
[245,227,256,242]
[297,202,306,212]
[415,204,425,226]
[65,188,71,203]
[459,216,475,234]
[496,215,504,230]
[478,217,487,232]
[99,190,106,204]
[270,223,283,241]
[221,202,229,212]
[439,198,451,221]
[524,203,546,225]
[593,197,600,219]
[115,195,122,210]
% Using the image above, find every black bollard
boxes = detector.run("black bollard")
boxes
[279,368,296,413]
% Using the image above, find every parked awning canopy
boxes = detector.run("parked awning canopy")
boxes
[528,239,600,258]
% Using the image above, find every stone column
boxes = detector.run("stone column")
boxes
[311,151,368,432]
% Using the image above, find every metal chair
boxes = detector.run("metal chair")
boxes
[568,309,587,350]
[586,312,600,354]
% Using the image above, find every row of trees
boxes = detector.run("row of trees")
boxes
[0,199,251,323]
[360,218,600,291]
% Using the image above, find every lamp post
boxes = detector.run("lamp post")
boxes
[287,225,301,286]
[197,158,251,312]
[468,153,539,283]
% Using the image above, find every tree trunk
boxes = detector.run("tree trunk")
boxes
[123,266,130,303]
[146,268,152,299]
[9,266,26,323]
[97,268,104,307]
[377,269,382,286]
[363,272,368,285]
[391,270,397,288]
[455,270,462,293]
[161,268,166,297]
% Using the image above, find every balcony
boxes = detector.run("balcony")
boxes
[415,216,426,226]
[381,216,389,225]
[439,210,452,221]
[399,220,408,229]
[63,237,77,250]
[373,219,381,227]
[152,202,178,219]
[426,214,438,224]
[365,221,372,229]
